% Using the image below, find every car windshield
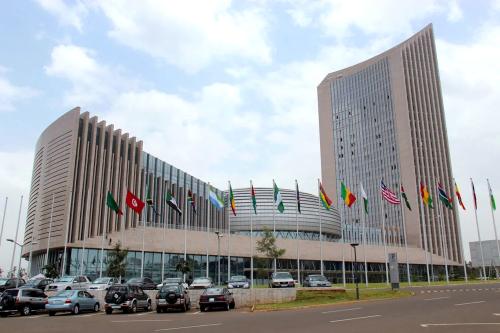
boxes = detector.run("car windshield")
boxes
[192,278,210,284]
[24,279,41,286]
[56,277,75,283]
[230,276,246,282]
[92,278,110,284]
[310,276,327,281]
[164,278,181,283]
[274,273,292,279]
[127,278,142,283]
[4,289,18,296]
[0,278,8,286]
[161,285,180,293]
[108,286,128,293]
[205,288,223,295]
[54,290,75,298]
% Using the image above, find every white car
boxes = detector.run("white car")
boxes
[156,277,188,290]
[189,277,213,290]
[269,272,295,288]
[46,276,91,292]
[88,277,119,291]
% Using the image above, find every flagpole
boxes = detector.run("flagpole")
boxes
[141,206,147,278]
[338,179,346,287]
[317,179,324,275]
[453,179,468,283]
[435,180,449,284]
[250,180,254,289]
[296,180,300,285]
[184,187,188,263]
[61,191,72,277]
[162,188,167,282]
[379,188,389,285]
[99,194,108,279]
[399,186,411,286]
[272,179,276,274]
[487,178,500,279]
[10,195,23,276]
[360,184,368,287]
[0,197,8,250]
[228,189,232,281]
[418,181,431,284]
[206,183,211,278]
[471,178,486,279]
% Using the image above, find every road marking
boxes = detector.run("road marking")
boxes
[188,311,201,315]
[424,296,450,301]
[421,323,500,328]
[154,323,222,331]
[322,307,362,314]
[329,315,381,323]
[27,315,44,319]
[135,311,152,316]
[455,301,485,306]
[493,313,500,316]
[112,319,172,323]
[78,313,101,318]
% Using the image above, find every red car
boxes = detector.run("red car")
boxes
[199,287,235,312]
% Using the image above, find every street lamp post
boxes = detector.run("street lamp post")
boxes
[215,231,224,286]
[7,238,38,287]
[350,243,360,300]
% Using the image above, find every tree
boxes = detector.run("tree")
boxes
[42,263,59,279]
[256,227,286,272]
[175,259,191,283]
[107,241,128,279]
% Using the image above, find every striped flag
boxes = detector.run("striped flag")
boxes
[360,183,368,214]
[455,182,466,210]
[229,181,236,216]
[471,179,477,210]
[209,187,224,209]
[420,182,434,208]
[187,189,196,213]
[488,179,496,211]
[250,181,257,214]
[273,180,285,213]
[341,182,356,207]
[296,180,301,214]
[438,183,453,209]
[401,184,412,211]
[381,181,401,205]
[319,181,333,210]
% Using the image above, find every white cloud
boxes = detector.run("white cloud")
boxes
[447,0,463,22]
[93,0,271,73]
[36,0,88,32]
[0,69,38,112]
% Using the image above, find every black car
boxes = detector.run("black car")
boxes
[104,284,152,314]
[0,288,47,317]
[126,277,156,290]
[20,278,54,291]
[156,284,191,313]
[0,278,25,292]
[199,287,235,312]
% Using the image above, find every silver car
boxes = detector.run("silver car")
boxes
[88,277,119,291]
[46,290,100,316]
[269,272,295,288]
[303,275,332,287]
[189,277,214,290]
[46,276,91,292]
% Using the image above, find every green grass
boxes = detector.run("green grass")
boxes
[342,279,496,290]
[254,289,413,311]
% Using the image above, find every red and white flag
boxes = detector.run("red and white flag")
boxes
[126,190,145,214]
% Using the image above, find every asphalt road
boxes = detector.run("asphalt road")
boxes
[2,283,500,333]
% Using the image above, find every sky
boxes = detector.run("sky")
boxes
[0,0,499,272]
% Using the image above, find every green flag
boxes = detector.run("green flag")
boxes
[273,181,285,213]
[360,183,368,214]
[488,180,496,211]
[401,184,412,211]
[106,191,123,215]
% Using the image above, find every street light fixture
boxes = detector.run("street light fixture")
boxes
[350,243,360,300]
[215,231,224,286]
[7,238,38,287]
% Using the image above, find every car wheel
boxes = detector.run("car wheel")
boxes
[49,311,56,316]
[230,301,235,309]
[145,300,151,312]
[105,308,112,315]
[20,305,31,316]
[0,313,8,317]
[181,303,187,312]
[187,302,191,310]
[72,304,80,315]
[94,303,100,312]
[130,301,137,313]
[225,303,230,311]
[66,287,71,290]
[200,305,205,312]
[156,307,162,313]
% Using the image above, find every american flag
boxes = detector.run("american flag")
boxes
[381,181,401,205]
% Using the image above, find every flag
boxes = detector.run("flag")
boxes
[488,179,496,211]
[106,191,123,215]
[166,191,182,215]
[438,183,453,209]
[401,184,412,211]
[296,180,301,214]
[273,181,285,213]
[455,182,466,210]
[250,181,257,214]
[126,190,145,215]
[381,181,401,205]
[146,183,153,206]
[360,183,368,214]
[471,179,477,210]
[341,182,356,207]
[420,182,433,208]
[319,181,332,210]
[209,187,224,209]
[187,189,196,213]
[229,182,236,216]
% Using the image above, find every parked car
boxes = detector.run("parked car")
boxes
[303,275,332,288]
[46,290,100,316]
[156,277,188,290]
[269,272,295,288]
[87,277,119,291]
[199,287,235,312]
[189,277,213,290]
[227,275,250,289]
[126,277,156,290]
[156,284,191,313]
[46,276,91,292]
[104,284,151,314]
[0,288,47,317]
[0,278,25,292]
[21,278,54,291]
